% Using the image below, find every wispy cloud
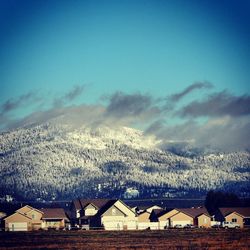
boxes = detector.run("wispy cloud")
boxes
[105,92,153,118]
[1,84,249,151]
[6,105,105,130]
[0,92,39,115]
[0,85,87,130]
[169,81,213,102]
[53,84,86,107]
[178,91,250,117]
[146,117,250,151]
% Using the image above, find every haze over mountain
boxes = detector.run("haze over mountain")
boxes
[0,119,249,201]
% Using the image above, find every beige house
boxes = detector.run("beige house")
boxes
[4,205,43,231]
[157,209,179,229]
[219,207,250,228]
[137,211,151,229]
[170,210,193,227]
[71,199,116,228]
[71,199,137,230]
[156,207,211,228]
[176,208,211,228]
[99,200,137,230]
[137,210,158,230]
[4,205,69,231]
[40,208,69,230]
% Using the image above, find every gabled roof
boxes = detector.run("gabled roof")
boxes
[16,205,43,215]
[138,210,151,222]
[83,203,99,210]
[146,205,163,213]
[16,205,34,213]
[153,208,177,219]
[117,199,137,216]
[102,204,127,217]
[151,209,167,217]
[40,208,68,220]
[73,199,113,211]
[138,210,151,216]
[4,211,32,221]
[219,207,250,218]
[138,210,151,218]
[96,199,136,217]
[175,207,210,218]
[94,200,118,217]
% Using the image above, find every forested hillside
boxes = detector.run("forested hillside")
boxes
[0,123,249,201]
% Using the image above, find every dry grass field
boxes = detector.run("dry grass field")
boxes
[0,229,250,250]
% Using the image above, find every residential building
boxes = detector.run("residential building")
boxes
[176,208,211,228]
[70,199,137,230]
[4,205,43,231]
[219,207,250,228]
[156,207,211,228]
[4,205,69,231]
[156,209,179,229]
[40,208,69,230]
[137,210,158,230]
[70,199,114,227]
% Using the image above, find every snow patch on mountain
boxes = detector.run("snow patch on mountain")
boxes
[0,122,249,200]
[66,125,161,150]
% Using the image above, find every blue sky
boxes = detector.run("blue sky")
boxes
[0,0,249,150]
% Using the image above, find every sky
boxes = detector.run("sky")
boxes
[0,0,250,151]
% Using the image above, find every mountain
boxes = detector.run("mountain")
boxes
[0,122,249,201]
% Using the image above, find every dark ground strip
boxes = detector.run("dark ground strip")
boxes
[0,229,249,250]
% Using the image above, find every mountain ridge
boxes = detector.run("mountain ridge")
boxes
[0,122,249,201]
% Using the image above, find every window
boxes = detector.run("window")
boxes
[232,218,237,223]
[204,218,207,223]
[32,214,36,219]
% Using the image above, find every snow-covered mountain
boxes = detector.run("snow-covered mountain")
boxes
[0,122,249,201]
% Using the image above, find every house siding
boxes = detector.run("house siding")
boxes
[225,213,244,228]
[102,205,125,217]
[159,209,179,221]
[158,209,179,229]
[5,213,32,231]
[197,214,211,228]
[138,212,151,230]
[102,215,126,230]
[101,201,137,230]
[170,212,193,227]
[84,204,98,216]
[42,219,65,230]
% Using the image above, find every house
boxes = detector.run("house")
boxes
[137,211,151,230]
[71,199,137,230]
[137,210,158,230]
[70,199,115,227]
[176,208,211,228]
[219,207,250,228]
[156,209,179,229]
[156,207,211,228]
[4,205,69,231]
[40,208,69,230]
[92,199,137,230]
[4,205,43,231]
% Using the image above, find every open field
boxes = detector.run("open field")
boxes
[0,229,250,250]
